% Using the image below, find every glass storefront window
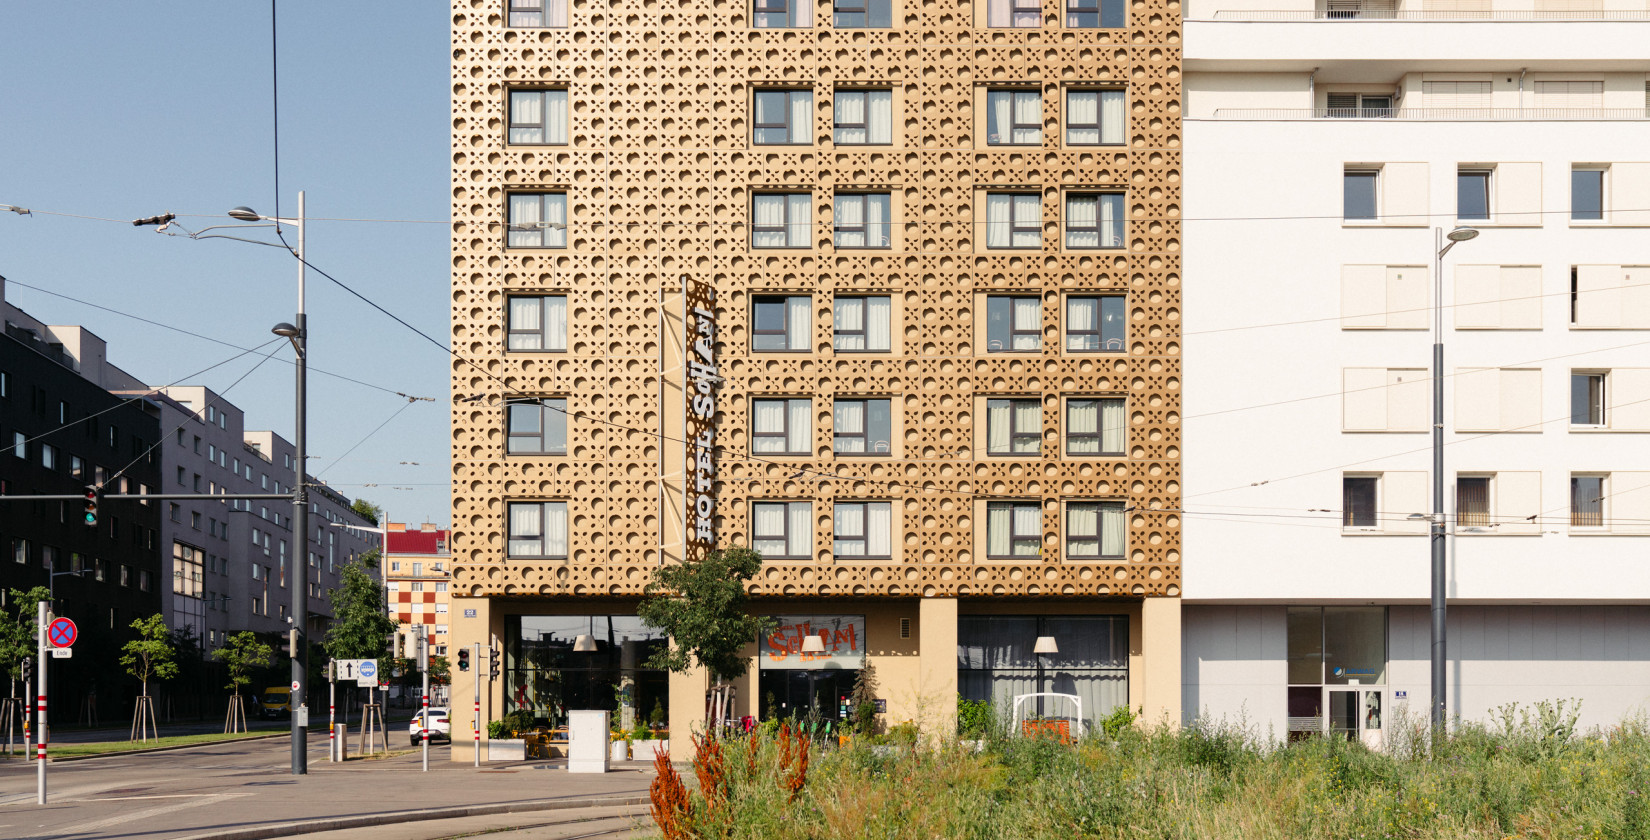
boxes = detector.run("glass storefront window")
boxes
[505,615,669,732]
[1324,607,1387,685]
[956,615,1128,728]
[1286,607,1323,685]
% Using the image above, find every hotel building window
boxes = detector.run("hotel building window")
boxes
[507,502,569,558]
[832,296,892,352]
[752,502,812,559]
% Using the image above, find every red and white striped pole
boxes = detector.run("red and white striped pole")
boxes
[36,600,48,804]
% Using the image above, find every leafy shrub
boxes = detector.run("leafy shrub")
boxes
[1100,704,1136,740]
[957,697,994,739]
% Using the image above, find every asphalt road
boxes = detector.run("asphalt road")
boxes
[0,730,655,840]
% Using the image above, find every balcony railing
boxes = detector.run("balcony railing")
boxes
[1208,107,1650,120]
[1207,9,1650,20]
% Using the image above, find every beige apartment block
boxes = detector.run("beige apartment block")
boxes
[448,0,1182,760]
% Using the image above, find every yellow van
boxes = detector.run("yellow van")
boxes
[261,687,292,719]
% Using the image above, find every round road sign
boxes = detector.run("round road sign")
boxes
[358,660,378,680]
[291,680,301,692]
[48,617,77,648]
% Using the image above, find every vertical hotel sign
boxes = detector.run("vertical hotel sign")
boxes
[685,276,718,559]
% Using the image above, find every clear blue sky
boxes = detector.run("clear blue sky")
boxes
[2,3,453,526]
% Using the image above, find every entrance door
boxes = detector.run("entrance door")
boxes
[1327,689,1383,748]
[758,669,858,723]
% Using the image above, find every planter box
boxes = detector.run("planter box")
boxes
[632,739,669,759]
[610,740,629,762]
[487,739,526,761]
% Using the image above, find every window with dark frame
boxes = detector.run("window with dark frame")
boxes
[986,398,1042,455]
[986,295,1042,352]
[1065,398,1125,456]
[508,89,570,145]
[507,0,567,27]
[985,501,1041,557]
[1064,193,1125,249]
[1065,500,1125,559]
[752,194,813,248]
[1572,168,1604,221]
[986,0,1042,26]
[506,295,569,352]
[507,501,570,558]
[833,398,892,455]
[832,295,893,352]
[832,89,893,144]
[986,90,1042,145]
[754,0,809,27]
[833,193,892,248]
[754,90,813,144]
[752,295,811,351]
[1457,169,1491,220]
[1571,474,1604,527]
[1065,89,1125,145]
[1064,0,1123,27]
[1344,170,1378,220]
[506,398,569,455]
[752,501,812,559]
[984,193,1042,248]
[833,0,892,27]
[1571,371,1606,426]
[1065,295,1126,352]
[751,398,812,456]
[1342,476,1378,528]
[507,193,568,248]
[833,501,892,558]
[1326,93,1393,118]
[1456,476,1491,527]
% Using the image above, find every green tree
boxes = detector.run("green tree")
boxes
[213,631,274,698]
[121,613,179,698]
[324,555,397,662]
[848,659,880,736]
[350,499,382,526]
[0,587,51,699]
[637,546,775,684]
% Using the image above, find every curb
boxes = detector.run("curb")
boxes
[50,732,291,762]
[167,794,653,840]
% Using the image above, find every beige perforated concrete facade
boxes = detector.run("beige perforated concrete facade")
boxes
[448,0,1183,758]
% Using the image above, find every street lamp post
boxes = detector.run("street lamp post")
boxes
[1430,225,1479,736]
[229,194,309,775]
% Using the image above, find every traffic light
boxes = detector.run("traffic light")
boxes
[488,646,500,678]
[82,485,99,527]
[286,628,298,658]
[456,648,470,672]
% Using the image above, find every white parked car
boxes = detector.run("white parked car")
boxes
[410,708,451,745]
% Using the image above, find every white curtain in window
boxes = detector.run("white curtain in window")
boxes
[1013,401,1040,452]
[752,401,786,452]
[544,194,568,246]
[987,0,1011,27]
[787,399,811,454]
[987,401,1011,452]
[790,91,813,143]
[1013,93,1041,144]
[866,296,892,350]
[787,503,812,556]
[835,505,864,555]
[545,0,568,26]
[867,503,891,556]
[866,194,888,246]
[987,505,1012,555]
[835,195,865,247]
[508,194,541,247]
[786,295,810,349]
[866,90,893,143]
[988,92,1012,143]
[510,91,543,144]
[544,296,568,351]
[1012,298,1040,350]
[1067,504,1098,555]
[986,193,1012,248]
[1067,91,1098,144]
[1099,90,1125,145]
[835,400,865,451]
[787,194,811,246]
[753,504,786,553]
[834,298,865,350]
[509,298,542,350]
[1012,505,1040,554]
[546,89,570,143]
[835,93,866,144]
[1068,401,1098,452]
[1066,195,1098,248]
[753,196,785,248]
[1100,194,1120,248]
[1100,503,1125,556]
[1101,398,1125,453]
[1013,194,1041,247]
[544,502,568,556]
[1066,297,1096,350]
[508,503,540,554]
[790,0,809,27]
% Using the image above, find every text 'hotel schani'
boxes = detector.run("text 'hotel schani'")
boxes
[1182,4,1650,742]
[448,0,1184,757]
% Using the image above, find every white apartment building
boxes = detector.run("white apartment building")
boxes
[1182,4,1650,741]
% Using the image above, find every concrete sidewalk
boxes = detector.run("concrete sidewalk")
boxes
[0,732,656,840]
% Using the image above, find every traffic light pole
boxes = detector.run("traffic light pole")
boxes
[473,641,481,767]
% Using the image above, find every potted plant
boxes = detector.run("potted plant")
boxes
[487,719,526,761]
[609,726,630,761]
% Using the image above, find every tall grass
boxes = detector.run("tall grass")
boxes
[649,704,1650,839]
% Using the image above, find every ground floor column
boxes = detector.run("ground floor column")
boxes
[1141,596,1182,728]
[918,597,958,738]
